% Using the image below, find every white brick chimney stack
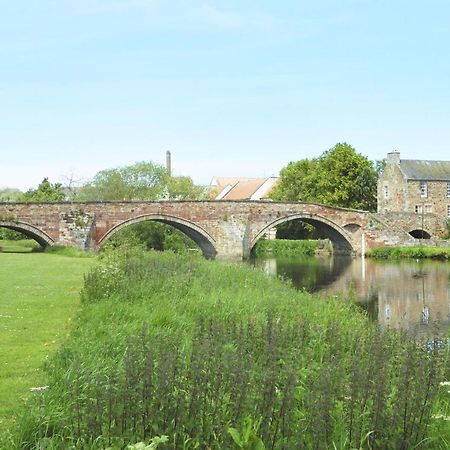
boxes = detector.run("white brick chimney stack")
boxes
[166,150,172,176]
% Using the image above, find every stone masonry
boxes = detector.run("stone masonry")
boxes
[1,200,447,260]
[378,151,450,219]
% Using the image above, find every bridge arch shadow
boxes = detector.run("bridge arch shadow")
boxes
[98,214,217,259]
[409,229,431,240]
[0,221,55,248]
[251,214,356,255]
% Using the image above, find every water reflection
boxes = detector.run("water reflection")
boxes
[253,256,450,336]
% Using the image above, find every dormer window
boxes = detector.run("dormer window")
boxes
[420,181,428,198]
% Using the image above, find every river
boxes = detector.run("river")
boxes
[253,255,450,337]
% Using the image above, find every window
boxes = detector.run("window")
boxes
[415,205,423,214]
[424,204,432,213]
[447,205,450,217]
[420,181,428,198]
[383,185,389,198]
[447,181,450,197]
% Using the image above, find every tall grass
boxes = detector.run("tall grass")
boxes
[252,239,324,256]
[4,250,450,449]
[367,246,450,260]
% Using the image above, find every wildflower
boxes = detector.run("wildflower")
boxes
[439,381,450,386]
[432,414,450,421]
[30,386,49,393]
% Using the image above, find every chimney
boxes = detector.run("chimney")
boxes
[166,150,172,176]
[387,150,400,165]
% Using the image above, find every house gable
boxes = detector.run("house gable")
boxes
[378,151,450,218]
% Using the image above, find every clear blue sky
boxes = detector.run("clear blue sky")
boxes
[2,0,450,190]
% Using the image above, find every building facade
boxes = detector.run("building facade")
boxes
[378,151,450,219]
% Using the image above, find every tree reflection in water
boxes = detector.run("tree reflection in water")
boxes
[252,255,450,337]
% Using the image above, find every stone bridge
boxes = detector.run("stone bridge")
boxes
[0,201,446,259]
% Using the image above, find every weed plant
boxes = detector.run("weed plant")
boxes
[4,249,450,449]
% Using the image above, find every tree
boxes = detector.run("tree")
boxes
[0,188,22,202]
[77,161,168,201]
[78,161,206,252]
[167,176,206,200]
[269,159,318,202]
[271,143,377,211]
[78,161,206,202]
[20,178,65,202]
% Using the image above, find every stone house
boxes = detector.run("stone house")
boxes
[377,151,450,219]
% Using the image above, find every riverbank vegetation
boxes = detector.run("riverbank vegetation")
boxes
[367,246,450,260]
[2,249,449,449]
[0,238,40,253]
[252,238,330,257]
[0,251,92,431]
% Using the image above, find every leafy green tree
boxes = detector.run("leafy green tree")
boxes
[78,161,206,252]
[167,175,206,200]
[78,161,206,202]
[271,143,377,211]
[20,178,65,202]
[269,159,318,202]
[77,161,168,201]
[0,188,22,202]
[312,143,377,210]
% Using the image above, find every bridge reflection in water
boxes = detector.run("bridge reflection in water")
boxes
[253,256,450,337]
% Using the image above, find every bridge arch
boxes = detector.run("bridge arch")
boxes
[0,221,55,248]
[98,214,217,259]
[408,229,431,240]
[251,213,356,255]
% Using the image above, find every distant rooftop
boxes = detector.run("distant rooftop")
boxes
[210,176,278,201]
[399,159,450,181]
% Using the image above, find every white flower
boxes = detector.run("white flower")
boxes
[432,414,450,421]
[30,386,49,393]
[439,381,450,386]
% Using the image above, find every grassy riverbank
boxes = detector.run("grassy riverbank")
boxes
[252,239,330,256]
[0,249,93,432]
[0,239,40,253]
[3,249,449,449]
[367,246,450,260]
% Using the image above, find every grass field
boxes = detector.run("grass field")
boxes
[0,247,93,432]
[1,245,449,448]
[4,249,448,449]
[0,239,40,253]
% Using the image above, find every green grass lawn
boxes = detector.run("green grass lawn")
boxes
[0,239,40,253]
[0,249,93,432]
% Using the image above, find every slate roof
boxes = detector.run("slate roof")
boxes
[399,159,450,181]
